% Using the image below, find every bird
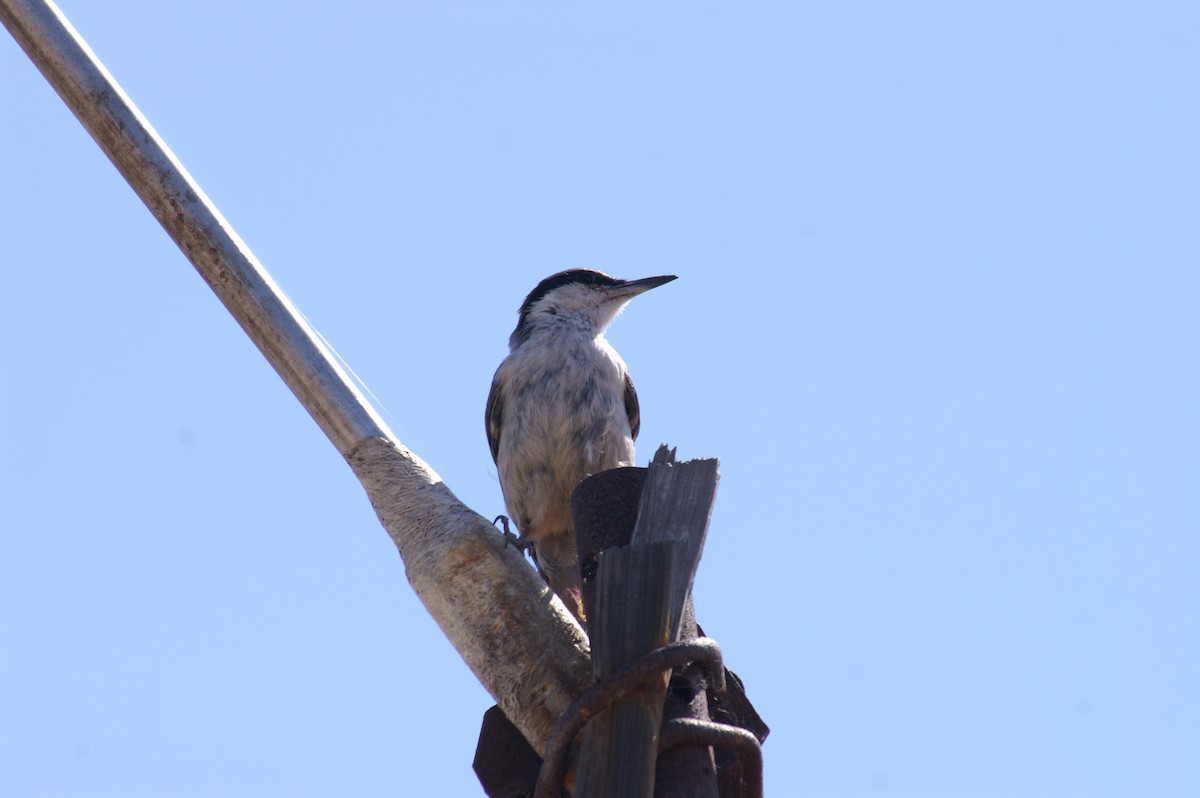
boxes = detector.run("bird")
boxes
[486,268,677,620]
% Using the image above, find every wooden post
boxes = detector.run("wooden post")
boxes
[574,448,720,798]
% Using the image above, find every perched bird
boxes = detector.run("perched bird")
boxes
[486,269,677,620]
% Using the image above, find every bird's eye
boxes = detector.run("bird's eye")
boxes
[547,306,557,315]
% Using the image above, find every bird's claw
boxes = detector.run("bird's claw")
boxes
[493,515,532,553]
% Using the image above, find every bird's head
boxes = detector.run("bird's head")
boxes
[510,269,677,347]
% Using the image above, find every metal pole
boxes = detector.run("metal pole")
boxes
[0,0,388,456]
[1,0,593,760]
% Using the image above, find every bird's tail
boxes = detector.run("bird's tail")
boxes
[532,534,585,622]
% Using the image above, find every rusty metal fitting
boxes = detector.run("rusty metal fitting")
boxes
[660,717,764,798]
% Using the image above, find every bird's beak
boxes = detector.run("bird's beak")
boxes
[614,274,678,298]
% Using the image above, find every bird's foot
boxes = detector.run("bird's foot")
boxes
[493,515,532,553]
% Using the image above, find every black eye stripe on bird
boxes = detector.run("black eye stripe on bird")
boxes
[486,269,677,621]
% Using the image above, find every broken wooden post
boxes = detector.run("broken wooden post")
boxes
[574,447,720,798]
[481,448,766,797]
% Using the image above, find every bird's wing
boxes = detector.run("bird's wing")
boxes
[624,371,641,441]
[485,373,504,464]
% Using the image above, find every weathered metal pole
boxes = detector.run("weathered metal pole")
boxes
[0,0,591,756]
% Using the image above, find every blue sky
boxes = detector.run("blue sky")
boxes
[3,2,1198,796]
